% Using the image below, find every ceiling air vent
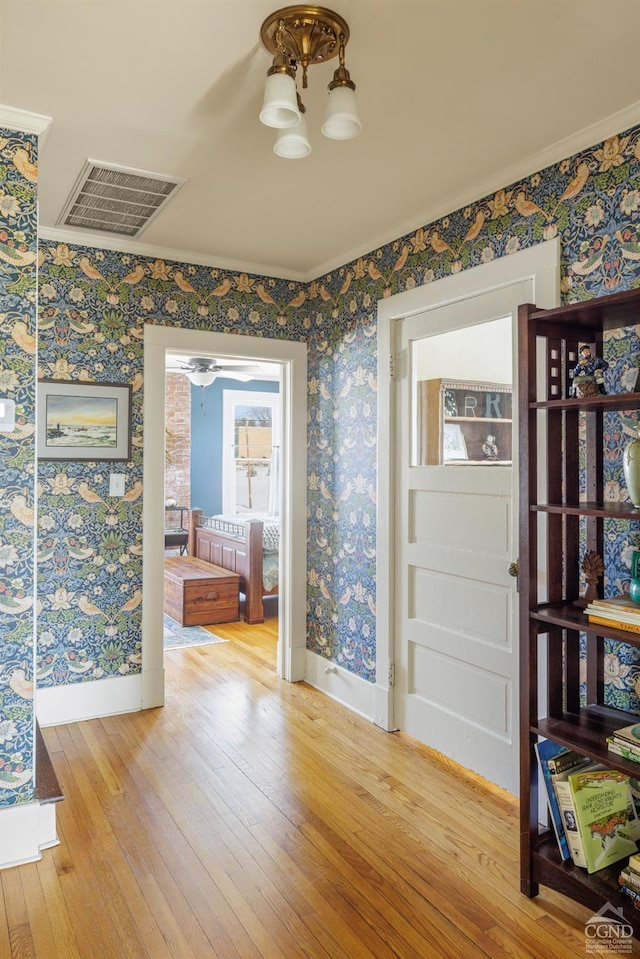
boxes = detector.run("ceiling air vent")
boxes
[57,160,186,238]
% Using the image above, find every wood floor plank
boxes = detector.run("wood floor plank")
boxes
[113,737,322,958]
[0,877,13,959]
[176,783,326,946]
[300,817,489,959]
[32,857,83,959]
[2,866,37,959]
[18,865,65,959]
[249,820,415,959]
[2,629,632,958]
[104,735,260,958]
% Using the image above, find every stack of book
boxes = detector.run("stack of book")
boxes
[535,738,640,872]
[619,852,640,907]
[608,722,640,765]
[585,594,640,634]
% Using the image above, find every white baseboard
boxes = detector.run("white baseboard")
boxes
[38,802,59,850]
[304,650,377,721]
[0,800,59,870]
[37,673,146,727]
[141,666,165,709]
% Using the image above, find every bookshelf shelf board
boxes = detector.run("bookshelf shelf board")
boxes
[532,840,640,937]
[531,602,640,644]
[532,501,640,519]
[445,416,512,424]
[447,460,512,466]
[533,712,640,767]
[530,391,640,412]
[530,287,640,328]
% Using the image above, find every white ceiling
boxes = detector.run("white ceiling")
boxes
[2,1,640,281]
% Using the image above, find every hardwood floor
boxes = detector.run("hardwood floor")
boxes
[203,596,279,665]
[1,632,617,958]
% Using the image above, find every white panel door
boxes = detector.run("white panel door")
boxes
[394,283,531,795]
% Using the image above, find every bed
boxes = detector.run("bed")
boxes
[188,508,279,624]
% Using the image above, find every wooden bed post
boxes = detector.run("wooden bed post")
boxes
[244,520,265,625]
[188,508,202,557]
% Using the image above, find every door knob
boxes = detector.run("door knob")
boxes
[508,561,519,578]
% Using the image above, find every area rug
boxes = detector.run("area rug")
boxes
[163,614,227,649]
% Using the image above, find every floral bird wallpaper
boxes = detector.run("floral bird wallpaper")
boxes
[0,130,38,804]
[1,120,639,808]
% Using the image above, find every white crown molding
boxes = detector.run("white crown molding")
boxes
[311,100,640,281]
[37,226,307,283]
[0,105,52,140]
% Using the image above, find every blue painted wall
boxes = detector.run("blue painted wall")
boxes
[190,378,279,517]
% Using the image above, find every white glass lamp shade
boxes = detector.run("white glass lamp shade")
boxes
[187,370,216,387]
[259,72,300,129]
[274,113,311,159]
[321,85,362,140]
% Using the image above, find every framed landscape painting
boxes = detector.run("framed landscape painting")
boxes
[37,380,132,461]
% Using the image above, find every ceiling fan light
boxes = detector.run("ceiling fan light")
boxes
[260,71,300,129]
[274,113,311,159]
[187,370,217,388]
[321,84,362,140]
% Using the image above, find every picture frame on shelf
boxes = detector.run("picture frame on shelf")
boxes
[443,423,468,461]
[37,379,132,461]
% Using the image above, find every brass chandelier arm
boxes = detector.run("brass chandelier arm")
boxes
[328,37,356,91]
[265,20,296,79]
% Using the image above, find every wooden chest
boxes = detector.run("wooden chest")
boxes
[164,556,240,626]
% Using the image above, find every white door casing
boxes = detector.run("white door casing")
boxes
[142,326,307,707]
[375,240,560,795]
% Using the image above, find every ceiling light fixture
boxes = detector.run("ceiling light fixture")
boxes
[186,370,217,388]
[259,5,361,158]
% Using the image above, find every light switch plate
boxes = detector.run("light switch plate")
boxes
[109,473,125,497]
[0,398,16,432]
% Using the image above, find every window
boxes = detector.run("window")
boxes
[222,390,280,515]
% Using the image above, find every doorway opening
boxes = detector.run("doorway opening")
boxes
[162,354,282,650]
[142,325,308,710]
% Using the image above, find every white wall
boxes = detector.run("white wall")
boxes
[415,315,512,384]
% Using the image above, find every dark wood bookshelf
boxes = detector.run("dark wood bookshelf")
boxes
[533,502,640,519]
[518,286,640,931]
[535,711,640,765]
[531,391,640,412]
[532,601,640,645]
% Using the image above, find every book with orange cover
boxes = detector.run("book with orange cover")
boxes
[587,614,640,635]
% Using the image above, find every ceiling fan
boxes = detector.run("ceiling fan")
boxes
[167,356,264,387]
